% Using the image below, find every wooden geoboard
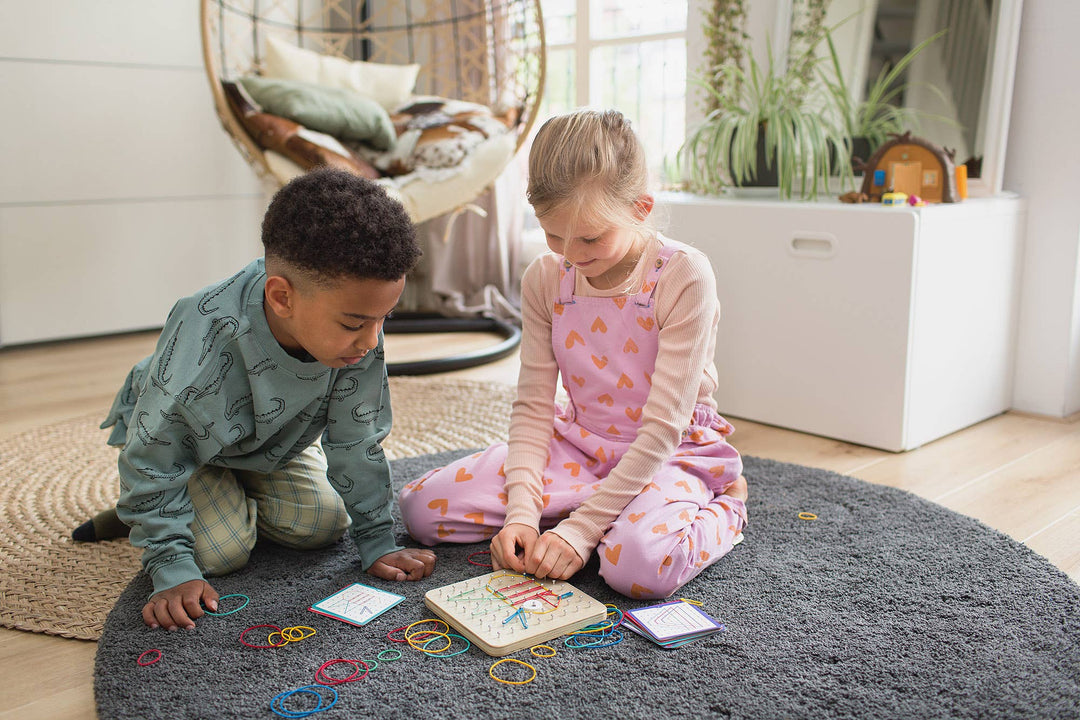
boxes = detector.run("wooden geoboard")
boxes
[423,571,607,656]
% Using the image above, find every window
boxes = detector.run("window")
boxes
[537,0,687,179]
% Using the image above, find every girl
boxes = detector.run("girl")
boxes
[399,109,747,599]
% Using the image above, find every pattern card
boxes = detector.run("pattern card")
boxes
[624,600,726,647]
[309,583,406,627]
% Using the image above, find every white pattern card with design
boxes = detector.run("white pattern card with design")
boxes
[309,583,406,627]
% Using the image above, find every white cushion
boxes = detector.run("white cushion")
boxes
[263,35,420,112]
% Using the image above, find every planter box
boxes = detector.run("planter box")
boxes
[658,191,1026,451]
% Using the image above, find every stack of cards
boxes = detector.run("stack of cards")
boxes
[623,600,726,649]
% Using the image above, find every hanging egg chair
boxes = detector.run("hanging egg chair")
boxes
[200,0,546,374]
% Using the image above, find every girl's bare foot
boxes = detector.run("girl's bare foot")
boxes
[721,474,748,502]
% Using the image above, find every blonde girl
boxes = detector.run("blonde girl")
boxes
[399,109,747,599]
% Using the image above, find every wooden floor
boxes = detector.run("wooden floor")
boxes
[1,330,1078,719]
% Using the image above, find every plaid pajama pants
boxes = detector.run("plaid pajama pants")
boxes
[187,443,351,577]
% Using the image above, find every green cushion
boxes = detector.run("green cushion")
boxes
[239,76,396,150]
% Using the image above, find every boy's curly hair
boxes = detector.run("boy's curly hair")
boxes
[261,168,421,283]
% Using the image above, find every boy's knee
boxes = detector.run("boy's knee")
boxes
[197,542,254,578]
[290,510,350,549]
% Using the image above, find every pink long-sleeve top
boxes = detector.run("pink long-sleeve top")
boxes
[502,233,722,561]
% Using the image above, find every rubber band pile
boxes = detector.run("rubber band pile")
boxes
[564,604,624,649]
[387,618,473,658]
[238,624,318,649]
[134,567,688,705]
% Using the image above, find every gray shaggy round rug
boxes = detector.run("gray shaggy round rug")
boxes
[94,450,1080,720]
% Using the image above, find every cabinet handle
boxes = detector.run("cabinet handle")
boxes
[789,232,838,259]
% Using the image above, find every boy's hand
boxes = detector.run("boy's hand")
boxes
[523,531,584,580]
[367,548,436,582]
[489,523,539,573]
[142,579,219,631]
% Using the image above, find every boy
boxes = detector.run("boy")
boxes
[74,168,435,631]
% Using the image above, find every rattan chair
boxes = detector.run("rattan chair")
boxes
[200,0,545,373]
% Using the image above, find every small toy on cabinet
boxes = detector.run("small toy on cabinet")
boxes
[856,132,960,203]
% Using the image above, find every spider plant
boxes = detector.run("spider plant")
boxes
[679,41,844,200]
[820,28,949,161]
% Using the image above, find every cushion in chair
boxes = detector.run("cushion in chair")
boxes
[238,76,396,150]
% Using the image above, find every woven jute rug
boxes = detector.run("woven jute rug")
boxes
[0,377,513,641]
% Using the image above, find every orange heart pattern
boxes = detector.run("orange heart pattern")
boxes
[591,317,607,333]
[454,468,473,483]
[464,512,484,524]
[604,544,622,566]
[565,330,585,348]
[591,354,608,369]
[427,498,448,516]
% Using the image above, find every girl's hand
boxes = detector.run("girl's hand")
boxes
[367,548,436,581]
[524,531,584,580]
[490,523,538,573]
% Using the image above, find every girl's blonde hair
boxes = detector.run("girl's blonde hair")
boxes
[527,109,651,233]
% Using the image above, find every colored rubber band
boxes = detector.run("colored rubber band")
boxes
[530,644,557,658]
[314,659,369,686]
[282,626,317,642]
[467,550,494,568]
[377,648,403,662]
[387,626,409,643]
[410,631,451,653]
[489,658,537,685]
[203,593,249,616]
[798,512,818,521]
[240,624,287,649]
[270,684,338,718]
[426,633,471,658]
[403,619,450,648]
[565,630,624,649]
[678,597,703,606]
[136,649,162,666]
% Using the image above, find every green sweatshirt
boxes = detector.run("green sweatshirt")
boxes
[102,259,401,594]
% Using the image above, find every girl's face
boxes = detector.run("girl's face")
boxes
[538,198,652,290]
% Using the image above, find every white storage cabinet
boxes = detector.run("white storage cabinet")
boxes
[659,193,1026,451]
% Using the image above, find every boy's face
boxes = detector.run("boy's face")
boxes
[265,274,405,368]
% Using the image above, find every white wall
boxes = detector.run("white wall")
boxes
[1003,1,1080,417]
[0,1,266,346]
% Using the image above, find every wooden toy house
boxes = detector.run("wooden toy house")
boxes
[858,132,959,203]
